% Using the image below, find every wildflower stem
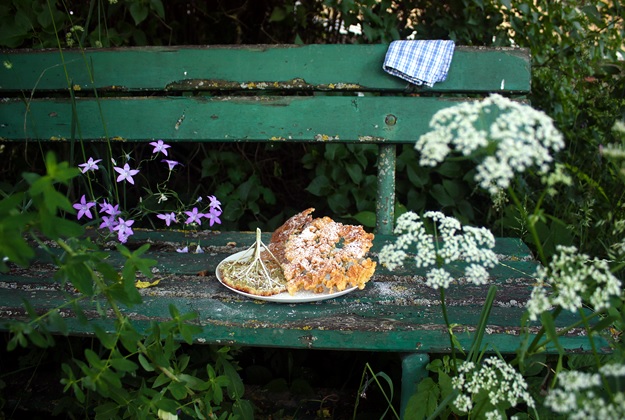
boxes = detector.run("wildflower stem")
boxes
[549,353,563,389]
[440,288,458,371]
[578,307,614,399]
[508,186,547,265]
[529,309,605,357]
[525,307,561,355]
[468,285,498,364]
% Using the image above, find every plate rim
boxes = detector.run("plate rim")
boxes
[215,249,359,303]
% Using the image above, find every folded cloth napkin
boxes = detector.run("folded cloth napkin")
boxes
[383,40,455,87]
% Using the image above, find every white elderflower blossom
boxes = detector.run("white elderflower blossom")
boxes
[600,362,625,377]
[545,365,625,419]
[379,211,499,289]
[526,245,622,321]
[541,162,573,196]
[415,94,565,196]
[485,411,504,420]
[613,120,625,135]
[452,357,534,415]
[426,267,453,289]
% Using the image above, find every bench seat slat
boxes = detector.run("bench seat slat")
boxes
[0,233,607,353]
[1,45,530,93]
[0,278,603,353]
[2,96,504,143]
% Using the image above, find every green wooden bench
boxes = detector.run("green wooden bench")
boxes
[0,45,605,417]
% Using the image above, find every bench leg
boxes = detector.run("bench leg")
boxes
[376,143,396,235]
[400,353,430,420]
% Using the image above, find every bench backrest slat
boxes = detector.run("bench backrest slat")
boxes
[0,44,530,234]
[2,96,501,143]
[1,45,530,93]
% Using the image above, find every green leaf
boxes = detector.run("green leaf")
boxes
[28,175,50,196]
[14,8,33,32]
[94,402,119,419]
[306,175,331,196]
[328,192,350,214]
[262,187,276,205]
[109,357,138,373]
[27,328,52,348]
[345,162,364,184]
[56,217,84,238]
[48,309,68,336]
[221,359,244,399]
[237,175,261,202]
[269,6,287,22]
[407,164,429,187]
[52,162,80,184]
[0,219,35,270]
[84,348,105,369]
[168,381,188,400]
[138,354,155,372]
[94,325,117,350]
[406,377,440,419]
[233,400,255,419]
[0,20,29,48]
[437,369,454,400]
[100,368,122,391]
[153,372,171,389]
[56,259,94,296]
[435,161,462,178]
[179,373,209,391]
[540,311,564,354]
[129,2,149,25]
[118,321,141,353]
[0,192,24,216]
[351,211,376,228]
[149,0,165,18]
[430,184,455,207]
[179,324,201,345]
[442,179,461,200]
[468,285,497,363]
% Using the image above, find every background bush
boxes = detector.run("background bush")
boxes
[1,0,624,259]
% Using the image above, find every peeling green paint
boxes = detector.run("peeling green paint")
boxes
[358,135,386,142]
[166,78,366,92]
[314,134,339,141]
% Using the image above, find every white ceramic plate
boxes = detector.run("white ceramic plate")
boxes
[215,250,359,303]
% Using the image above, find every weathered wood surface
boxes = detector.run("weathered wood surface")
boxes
[0,96,512,143]
[0,45,529,143]
[0,45,530,93]
[0,232,605,353]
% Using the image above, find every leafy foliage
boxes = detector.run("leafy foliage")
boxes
[2,154,251,418]
[2,1,625,417]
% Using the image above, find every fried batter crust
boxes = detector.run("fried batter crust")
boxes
[268,208,376,295]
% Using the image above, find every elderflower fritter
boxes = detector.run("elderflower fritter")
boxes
[378,211,499,288]
[415,94,565,196]
[545,365,625,419]
[452,357,535,415]
[526,245,622,321]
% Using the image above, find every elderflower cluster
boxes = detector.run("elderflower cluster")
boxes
[452,357,535,415]
[65,25,84,47]
[378,211,498,289]
[525,245,622,321]
[415,94,565,196]
[545,364,625,419]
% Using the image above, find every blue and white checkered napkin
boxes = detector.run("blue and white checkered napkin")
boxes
[383,40,455,87]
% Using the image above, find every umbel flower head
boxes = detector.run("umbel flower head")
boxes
[415,94,565,196]
[544,363,625,419]
[452,357,535,416]
[525,245,622,321]
[378,211,499,289]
